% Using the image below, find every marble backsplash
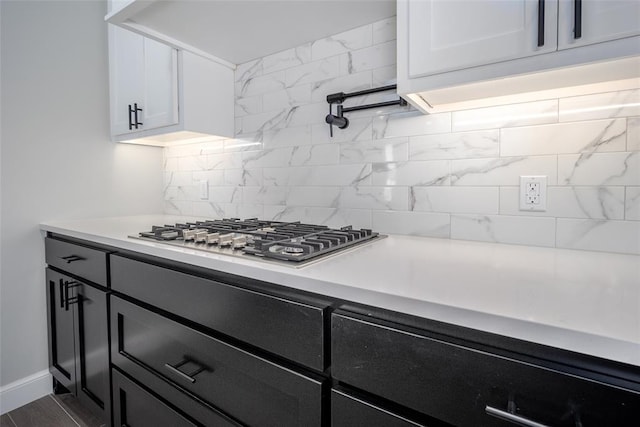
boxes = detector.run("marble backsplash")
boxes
[163,17,640,255]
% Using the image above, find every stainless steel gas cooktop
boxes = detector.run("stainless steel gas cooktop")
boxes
[130,218,384,267]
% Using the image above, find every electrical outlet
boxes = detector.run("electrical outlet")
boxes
[199,180,209,200]
[519,176,547,211]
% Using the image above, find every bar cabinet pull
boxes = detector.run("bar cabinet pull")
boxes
[133,103,143,129]
[60,254,84,264]
[537,0,545,47]
[574,0,582,39]
[127,104,134,130]
[59,279,65,308]
[63,281,81,311]
[486,405,550,427]
[164,358,208,384]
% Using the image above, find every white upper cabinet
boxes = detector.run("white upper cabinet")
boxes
[558,0,640,50]
[107,24,234,146]
[408,0,558,78]
[398,0,640,113]
[109,24,177,136]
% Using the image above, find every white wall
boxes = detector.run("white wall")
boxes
[0,0,163,393]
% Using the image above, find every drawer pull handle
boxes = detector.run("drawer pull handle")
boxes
[164,358,208,384]
[486,405,550,427]
[61,255,85,264]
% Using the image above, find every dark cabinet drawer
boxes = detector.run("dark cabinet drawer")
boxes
[110,254,327,371]
[111,296,323,427]
[112,369,197,427]
[332,312,640,426]
[331,389,424,427]
[45,237,108,287]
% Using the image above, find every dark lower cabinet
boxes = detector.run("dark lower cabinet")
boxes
[112,369,197,427]
[111,295,324,427]
[45,267,110,424]
[331,311,640,427]
[331,389,424,427]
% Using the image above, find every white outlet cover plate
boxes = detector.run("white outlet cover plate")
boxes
[519,175,547,211]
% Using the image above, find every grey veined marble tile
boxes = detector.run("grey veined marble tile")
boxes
[372,211,450,238]
[451,214,556,248]
[559,89,640,122]
[452,100,558,132]
[340,137,409,164]
[556,219,640,255]
[410,130,499,160]
[311,24,372,61]
[499,187,625,220]
[628,117,640,151]
[263,164,372,187]
[501,118,627,156]
[451,156,557,186]
[558,151,640,186]
[625,187,640,220]
[264,205,372,229]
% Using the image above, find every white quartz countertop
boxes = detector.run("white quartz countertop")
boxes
[41,215,640,366]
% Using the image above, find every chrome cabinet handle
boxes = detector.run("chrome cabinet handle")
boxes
[486,405,550,427]
[164,358,208,384]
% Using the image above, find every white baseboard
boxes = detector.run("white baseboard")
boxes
[0,369,52,414]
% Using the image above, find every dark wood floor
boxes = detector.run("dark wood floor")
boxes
[1,394,105,427]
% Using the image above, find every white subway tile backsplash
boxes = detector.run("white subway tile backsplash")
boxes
[628,117,640,151]
[162,16,640,255]
[340,137,409,164]
[310,71,372,103]
[237,71,286,97]
[410,130,499,160]
[235,95,263,117]
[372,160,450,186]
[264,205,372,229]
[499,187,625,220]
[556,219,640,254]
[500,119,627,156]
[285,56,341,87]
[452,100,558,132]
[223,169,262,187]
[342,40,396,74]
[262,84,312,112]
[559,89,640,122]
[262,44,311,75]
[235,58,262,83]
[242,186,288,205]
[372,211,450,238]
[373,111,451,139]
[451,156,558,186]
[412,187,499,214]
[372,17,396,45]
[451,214,556,247]
[311,25,372,61]
[625,187,640,220]
[558,151,640,186]
[263,164,372,187]
[372,65,397,86]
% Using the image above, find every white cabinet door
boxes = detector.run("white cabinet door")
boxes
[108,25,178,136]
[558,0,640,49]
[109,25,144,135]
[407,0,558,78]
[141,36,178,130]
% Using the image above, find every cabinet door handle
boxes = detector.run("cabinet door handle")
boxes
[164,358,209,384]
[133,103,143,129]
[59,279,65,308]
[486,405,550,427]
[537,0,545,47]
[63,281,82,311]
[60,255,84,264]
[128,104,134,130]
[574,0,582,39]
